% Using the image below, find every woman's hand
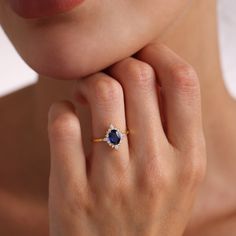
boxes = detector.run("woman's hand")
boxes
[47,44,206,236]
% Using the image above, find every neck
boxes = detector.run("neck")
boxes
[35,0,236,164]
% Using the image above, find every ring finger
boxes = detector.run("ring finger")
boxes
[74,72,130,188]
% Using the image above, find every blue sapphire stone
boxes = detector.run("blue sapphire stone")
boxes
[108,129,121,145]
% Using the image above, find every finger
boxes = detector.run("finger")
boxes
[48,101,87,190]
[107,57,169,157]
[136,44,203,150]
[74,73,130,187]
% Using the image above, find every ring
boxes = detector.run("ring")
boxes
[92,124,129,150]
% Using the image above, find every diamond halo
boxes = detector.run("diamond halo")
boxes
[103,124,124,150]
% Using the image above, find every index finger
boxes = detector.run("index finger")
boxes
[136,44,203,150]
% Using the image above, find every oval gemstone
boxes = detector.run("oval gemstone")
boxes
[108,129,121,145]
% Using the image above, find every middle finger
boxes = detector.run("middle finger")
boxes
[108,57,168,158]
[75,72,130,186]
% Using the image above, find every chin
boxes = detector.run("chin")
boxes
[15,29,151,80]
[22,46,111,80]
[6,23,148,80]
[0,1,161,80]
[21,42,143,80]
[1,0,187,80]
[1,0,191,80]
[0,0,193,80]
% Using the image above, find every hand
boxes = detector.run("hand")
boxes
[47,44,206,236]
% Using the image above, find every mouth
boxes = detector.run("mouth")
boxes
[8,0,85,19]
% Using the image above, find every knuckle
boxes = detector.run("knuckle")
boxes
[66,183,92,215]
[170,63,200,93]
[125,60,155,87]
[185,132,207,155]
[49,111,80,142]
[49,179,91,216]
[93,73,123,105]
[138,157,169,193]
[109,173,130,198]
[101,180,130,208]
[109,186,128,205]
[179,150,207,187]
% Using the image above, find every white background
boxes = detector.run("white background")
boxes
[0,0,236,98]
[0,27,37,97]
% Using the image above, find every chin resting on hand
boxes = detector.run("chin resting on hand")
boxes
[47,44,206,236]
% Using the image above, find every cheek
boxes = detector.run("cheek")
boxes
[0,0,191,80]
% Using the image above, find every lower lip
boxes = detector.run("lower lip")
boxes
[8,0,85,19]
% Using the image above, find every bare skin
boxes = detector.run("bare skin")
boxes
[0,0,236,235]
